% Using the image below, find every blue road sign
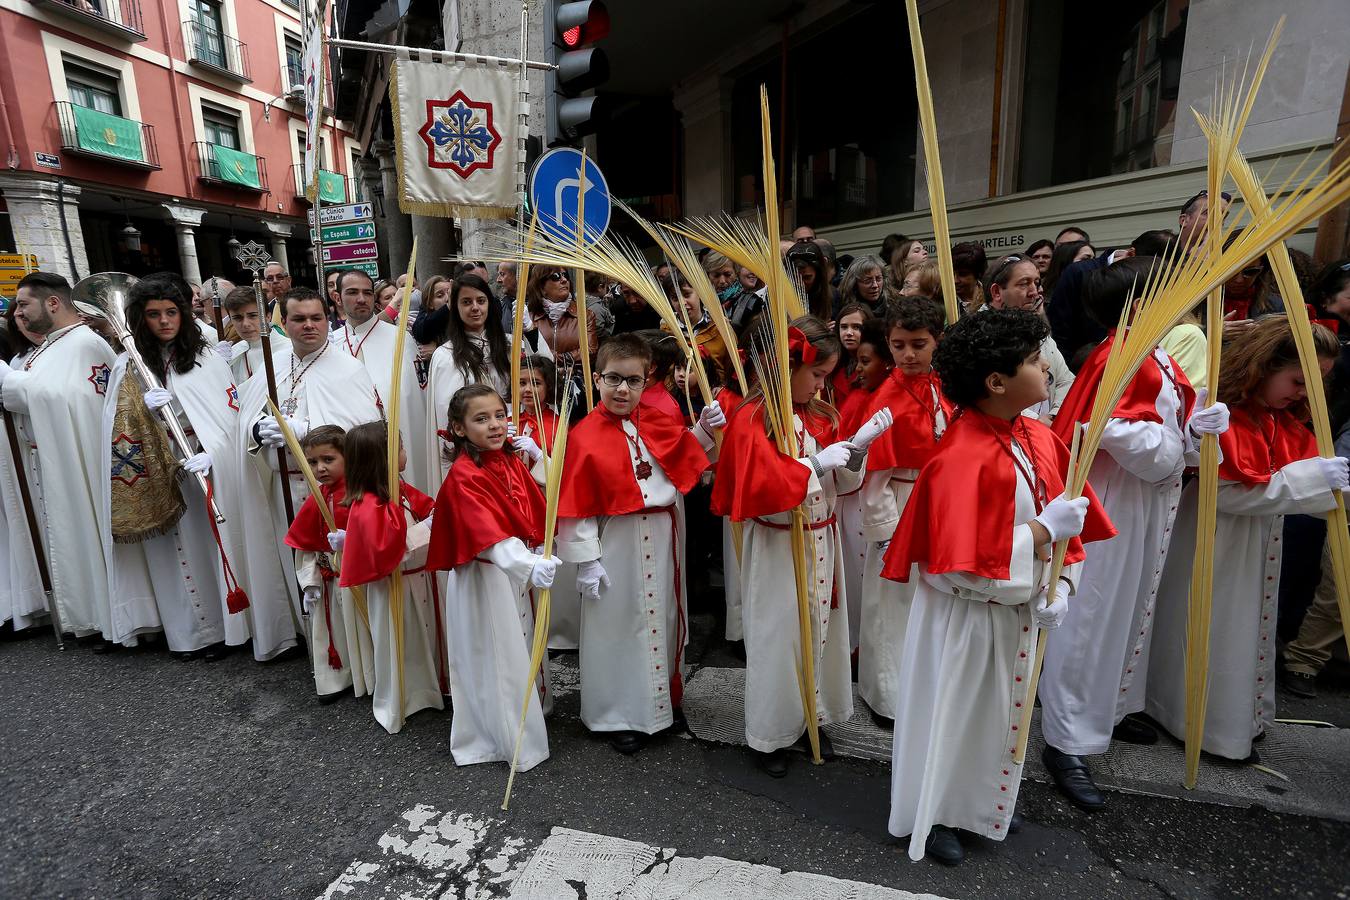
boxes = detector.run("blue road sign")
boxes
[528,147,611,247]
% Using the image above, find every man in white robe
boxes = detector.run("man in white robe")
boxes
[236,288,381,660]
[0,273,117,643]
[0,348,45,632]
[333,270,430,491]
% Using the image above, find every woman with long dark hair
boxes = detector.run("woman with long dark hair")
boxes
[1041,240,1094,300]
[99,272,249,658]
[424,273,513,483]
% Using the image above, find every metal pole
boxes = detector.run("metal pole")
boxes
[326,36,556,71]
[3,409,64,649]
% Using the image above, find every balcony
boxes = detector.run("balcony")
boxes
[291,165,349,204]
[184,20,250,83]
[31,0,145,41]
[55,102,160,169]
[193,142,268,192]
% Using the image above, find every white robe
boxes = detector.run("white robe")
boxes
[557,421,692,735]
[518,417,582,653]
[424,334,509,486]
[1039,350,1197,756]
[856,465,920,719]
[739,417,860,752]
[0,324,117,638]
[836,487,865,652]
[338,317,430,491]
[296,549,375,697]
[1146,459,1337,759]
[236,344,382,660]
[230,334,292,386]
[722,519,745,642]
[889,440,1082,859]
[444,537,551,770]
[0,354,45,631]
[99,350,246,651]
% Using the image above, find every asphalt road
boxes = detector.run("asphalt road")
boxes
[2,617,1348,900]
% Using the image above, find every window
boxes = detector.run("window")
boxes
[350,149,363,200]
[191,0,226,68]
[284,34,303,91]
[66,62,121,115]
[203,105,241,149]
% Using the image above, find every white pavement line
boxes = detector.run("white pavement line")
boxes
[320,807,956,900]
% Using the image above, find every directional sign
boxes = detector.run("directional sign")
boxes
[339,260,380,278]
[0,254,38,291]
[311,221,376,244]
[317,202,374,226]
[528,147,610,247]
[323,241,379,264]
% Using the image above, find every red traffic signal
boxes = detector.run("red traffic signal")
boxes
[555,1,609,47]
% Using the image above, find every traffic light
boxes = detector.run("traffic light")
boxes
[549,1,610,141]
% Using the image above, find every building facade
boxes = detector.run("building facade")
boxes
[0,0,361,286]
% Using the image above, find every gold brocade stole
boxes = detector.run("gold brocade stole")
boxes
[110,372,186,544]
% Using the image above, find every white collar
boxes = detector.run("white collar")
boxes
[41,323,81,344]
[295,344,327,364]
[346,315,380,337]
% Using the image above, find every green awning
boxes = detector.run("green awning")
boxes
[211,144,261,189]
[72,105,145,163]
[318,169,345,204]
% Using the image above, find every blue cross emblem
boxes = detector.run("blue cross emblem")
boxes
[111,433,146,487]
[418,90,501,179]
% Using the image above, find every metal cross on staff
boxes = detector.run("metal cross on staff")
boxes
[235,240,296,522]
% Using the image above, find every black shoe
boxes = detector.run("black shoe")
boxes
[201,642,232,661]
[665,707,688,735]
[265,644,305,664]
[924,826,965,866]
[1042,745,1105,811]
[90,639,118,654]
[869,707,895,730]
[1112,714,1159,745]
[793,728,835,761]
[316,690,343,705]
[757,748,790,778]
[1008,812,1024,834]
[1280,669,1318,699]
[608,730,647,755]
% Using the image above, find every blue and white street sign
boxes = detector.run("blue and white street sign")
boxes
[528,147,611,247]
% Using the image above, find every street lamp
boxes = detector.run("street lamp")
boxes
[120,199,141,253]
[227,214,241,256]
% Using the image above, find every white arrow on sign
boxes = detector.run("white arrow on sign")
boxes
[318,202,375,226]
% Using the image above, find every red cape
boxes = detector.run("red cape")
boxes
[883,410,1116,582]
[1219,404,1318,485]
[838,387,874,438]
[521,406,559,449]
[284,480,349,553]
[558,406,710,518]
[829,364,855,408]
[709,399,838,521]
[1053,335,1196,444]
[427,448,545,570]
[861,370,952,472]
[339,482,435,587]
[641,385,683,423]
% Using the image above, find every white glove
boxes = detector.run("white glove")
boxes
[851,408,894,450]
[1034,493,1090,544]
[215,340,235,361]
[257,415,307,448]
[143,387,174,411]
[302,586,321,614]
[812,441,858,473]
[1318,456,1350,492]
[698,403,727,431]
[183,452,212,475]
[512,434,544,464]
[1187,390,1230,437]
[530,555,563,589]
[327,529,345,552]
[1032,582,1070,629]
[577,559,610,601]
[506,421,519,440]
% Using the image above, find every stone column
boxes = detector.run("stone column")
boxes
[411,214,455,280]
[264,221,293,273]
[373,139,412,277]
[0,175,89,282]
[161,203,208,285]
[673,74,734,217]
[357,155,389,270]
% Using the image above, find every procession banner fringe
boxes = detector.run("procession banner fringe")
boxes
[503,387,573,811]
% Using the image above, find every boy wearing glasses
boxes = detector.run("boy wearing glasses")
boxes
[983,255,1075,423]
[554,334,725,755]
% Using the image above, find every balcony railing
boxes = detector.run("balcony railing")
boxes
[55,102,160,169]
[31,0,145,41]
[193,142,268,192]
[184,19,250,82]
[291,164,349,204]
[285,62,305,94]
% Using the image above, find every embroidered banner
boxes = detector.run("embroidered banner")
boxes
[211,145,261,189]
[390,53,518,218]
[318,169,346,203]
[72,106,145,164]
[302,10,325,202]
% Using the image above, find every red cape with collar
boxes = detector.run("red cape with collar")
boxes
[829,364,855,408]
[284,480,349,553]
[427,448,545,571]
[709,398,838,521]
[521,406,560,449]
[862,370,953,472]
[883,410,1116,582]
[1219,403,1318,485]
[838,386,875,438]
[1053,335,1196,444]
[557,406,710,518]
[640,385,683,422]
[339,481,435,587]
